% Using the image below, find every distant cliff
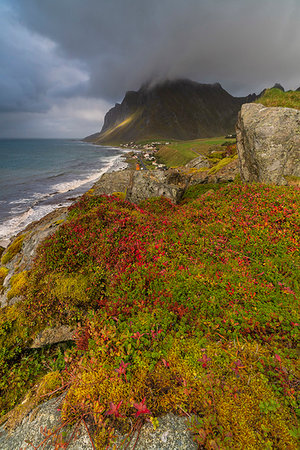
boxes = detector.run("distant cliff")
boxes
[85,79,256,144]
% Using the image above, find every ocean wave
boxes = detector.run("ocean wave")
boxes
[50,153,125,194]
[0,150,128,242]
[0,203,71,242]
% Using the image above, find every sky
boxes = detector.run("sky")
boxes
[1,0,299,138]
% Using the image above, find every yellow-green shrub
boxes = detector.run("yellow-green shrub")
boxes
[52,274,89,306]
[112,192,126,200]
[37,371,62,398]
[1,235,25,265]
[208,155,237,175]
[7,271,28,300]
[0,267,8,288]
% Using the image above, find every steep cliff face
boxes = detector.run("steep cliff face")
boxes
[85,79,256,144]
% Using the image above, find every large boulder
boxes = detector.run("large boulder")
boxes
[236,103,300,185]
[92,169,188,204]
[0,396,196,450]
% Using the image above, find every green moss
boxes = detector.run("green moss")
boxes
[36,370,62,397]
[112,192,126,200]
[208,155,237,175]
[1,235,25,265]
[7,271,28,300]
[182,182,228,200]
[53,219,65,225]
[52,274,89,306]
[256,88,300,110]
[0,267,9,288]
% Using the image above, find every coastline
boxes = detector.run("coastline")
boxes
[0,145,129,249]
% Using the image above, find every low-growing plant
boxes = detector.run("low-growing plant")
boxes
[1,234,26,265]
[0,267,8,288]
[7,270,28,300]
[0,185,299,448]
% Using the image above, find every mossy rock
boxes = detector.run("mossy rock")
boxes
[1,235,26,265]
[0,267,9,288]
[208,155,237,175]
[7,271,28,300]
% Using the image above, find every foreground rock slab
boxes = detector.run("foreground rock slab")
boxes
[0,396,93,450]
[112,414,197,449]
[236,103,300,185]
[0,396,197,450]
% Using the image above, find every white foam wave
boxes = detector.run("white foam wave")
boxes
[9,198,32,205]
[50,153,125,194]
[0,203,71,242]
[0,149,129,243]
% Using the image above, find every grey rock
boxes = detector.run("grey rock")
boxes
[92,169,187,204]
[111,414,197,450]
[31,325,75,348]
[92,169,132,197]
[236,103,300,185]
[0,401,197,450]
[0,396,93,450]
[129,170,187,204]
[185,155,210,169]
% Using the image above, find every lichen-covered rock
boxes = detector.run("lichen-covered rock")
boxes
[129,170,187,204]
[31,325,75,348]
[92,169,187,204]
[236,103,300,185]
[92,169,132,197]
[180,158,239,185]
[110,414,197,450]
[0,396,93,450]
[0,397,196,450]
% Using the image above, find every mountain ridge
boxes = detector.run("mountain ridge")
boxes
[85,79,256,144]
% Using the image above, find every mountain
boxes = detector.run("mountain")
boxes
[85,79,256,144]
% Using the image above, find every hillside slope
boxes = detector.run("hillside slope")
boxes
[85,79,256,144]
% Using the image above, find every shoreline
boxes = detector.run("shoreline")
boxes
[0,145,130,249]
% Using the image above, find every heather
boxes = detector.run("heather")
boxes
[0,184,299,448]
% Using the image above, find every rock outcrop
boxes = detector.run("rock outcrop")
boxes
[112,414,197,449]
[85,79,256,144]
[185,155,210,169]
[0,395,196,450]
[236,103,300,185]
[30,325,75,349]
[0,396,93,450]
[92,169,188,204]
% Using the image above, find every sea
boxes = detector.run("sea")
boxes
[0,139,129,247]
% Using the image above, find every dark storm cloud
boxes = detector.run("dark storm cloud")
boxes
[0,2,88,114]
[1,0,300,137]
[14,0,300,101]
